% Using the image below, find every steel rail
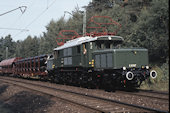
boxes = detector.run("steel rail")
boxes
[116,90,169,101]
[138,89,169,95]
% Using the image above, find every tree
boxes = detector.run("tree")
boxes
[41,18,66,54]
[0,35,16,60]
[128,0,169,63]
[19,36,40,58]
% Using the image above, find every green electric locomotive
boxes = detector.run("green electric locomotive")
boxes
[47,35,157,89]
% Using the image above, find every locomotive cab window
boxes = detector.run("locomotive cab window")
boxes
[105,41,112,49]
[64,48,72,56]
[77,45,80,54]
[113,41,122,48]
[96,42,101,49]
[68,48,72,56]
[64,48,68,56]
[96,41,106,49]
[54,50,58,58]
[58,50,61,57]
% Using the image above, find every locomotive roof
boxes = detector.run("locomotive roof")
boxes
[54,35,124,51]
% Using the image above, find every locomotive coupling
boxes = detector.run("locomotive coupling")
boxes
[126,71,134,80]
[150,70,157,79]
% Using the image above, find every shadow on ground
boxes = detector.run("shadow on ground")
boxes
[0,85,9,95]
[0,91,54,113]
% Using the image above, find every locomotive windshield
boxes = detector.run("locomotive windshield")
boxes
[113,40,122,48]
[96,40,122,49]
[95,36,123,49]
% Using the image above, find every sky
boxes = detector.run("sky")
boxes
[0,0,91,41]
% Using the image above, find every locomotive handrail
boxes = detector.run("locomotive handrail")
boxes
[56,30,80,46]
[86,16,121,37]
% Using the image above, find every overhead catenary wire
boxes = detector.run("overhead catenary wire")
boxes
[1,0,40,38]
[0,13,25,36]
[4,0,39,39]
[0,27,29,31]
[47,0,49,9]
[0,6,28,37]
[0,6,27,16]
[13,0,57,39]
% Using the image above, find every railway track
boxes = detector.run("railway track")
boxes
[0,76,169,113]
[116,89,169,101]
[138,89,169,95]
[138,89,169,100]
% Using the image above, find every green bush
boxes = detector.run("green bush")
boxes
[140,59,169,91]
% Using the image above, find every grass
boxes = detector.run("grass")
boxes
[140,63,169,91]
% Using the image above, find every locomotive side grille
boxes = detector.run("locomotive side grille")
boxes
[95,53,113,68]
[95,55,100,68]
[101,54,106,68]
[107,53,112,67]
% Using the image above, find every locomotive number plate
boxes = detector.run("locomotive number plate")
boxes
[129,64,136,67]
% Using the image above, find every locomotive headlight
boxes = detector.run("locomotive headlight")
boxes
[146,66,149,69]
[52,65,55,68]
[123,67,126,70]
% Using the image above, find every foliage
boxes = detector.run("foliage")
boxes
[127,0,169,63]
[140,58,169,91]
[17,36,40,58]
[0,35,16,60]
